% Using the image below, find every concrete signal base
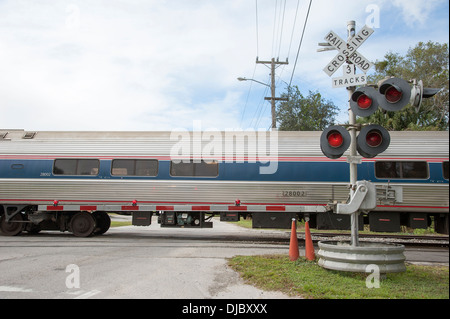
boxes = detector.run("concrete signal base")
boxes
[317,241,406,273]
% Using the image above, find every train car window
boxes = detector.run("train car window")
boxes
[401,162,428,178]
[53,159,77,175]
[443,161,449,180]
[112,159,133,175]
[375,161,401,178]
[375,161,428,179]
[194,160,218,176]
[77,159,100,175]
[111,159,158,176]
[170,160,218,177]
[135,160,158,176]
[53,159,99,175]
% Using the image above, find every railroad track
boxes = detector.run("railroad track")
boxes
[1,226,447,248]
[214,231,449,248]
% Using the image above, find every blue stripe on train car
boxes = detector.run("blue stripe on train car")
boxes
[0,158,447,184]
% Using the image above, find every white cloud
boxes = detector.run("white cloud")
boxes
[0,0,448,131]
[391,0,444,27]
[0,0,257,131]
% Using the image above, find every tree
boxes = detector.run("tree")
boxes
[276,85,338,131]
[360,41,449,130]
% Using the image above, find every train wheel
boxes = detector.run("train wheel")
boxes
[93,211,111,235]
[70,212,96,237]
[0,213,24,236]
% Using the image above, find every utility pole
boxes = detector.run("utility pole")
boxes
[256,58,289,129]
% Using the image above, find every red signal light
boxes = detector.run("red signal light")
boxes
[327,131,344,148]
[320,125,351,159]
[357,124,390,158]
[385,86,403,103]
[366,130,382,147]
[350,87,379,117]
[378,78,411,112]
[357,94,372,109]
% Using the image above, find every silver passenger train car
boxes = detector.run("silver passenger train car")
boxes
[0,129,448,236]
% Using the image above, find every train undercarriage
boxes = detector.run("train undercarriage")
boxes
[1,205,448,237]
[0,206,111,237]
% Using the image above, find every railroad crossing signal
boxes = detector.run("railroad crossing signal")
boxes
[349,86,379,117]
[318,20,442,250]
[377,77,412,111]
[321,75,441,159]
[356,124,390,158]
[320,123,389,159]
[349,77,442,117]
[320,125,351,159]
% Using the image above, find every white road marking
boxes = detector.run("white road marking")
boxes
[74,289,101,299]
[0,285,33,293]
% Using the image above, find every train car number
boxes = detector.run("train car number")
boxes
[282,191,307,197]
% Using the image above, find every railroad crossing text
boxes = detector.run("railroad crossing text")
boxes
[332,74,367,88]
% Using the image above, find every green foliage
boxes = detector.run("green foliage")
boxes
[276,85,338,131]
[362,41,449,130]
[228,255,449,299]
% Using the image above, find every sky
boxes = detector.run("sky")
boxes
[0,0,448,132]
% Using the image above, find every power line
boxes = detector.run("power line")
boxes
[255,0,259,57]
[254,86,270,128]
[244,0,302,129]
[287,0,300,59]
[277,0,287,59]
[250,79,270,129]
[239,64,257,128]
[271,0,278,57]
[288,0,312,88]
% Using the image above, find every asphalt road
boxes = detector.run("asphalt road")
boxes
[0,216,448,299]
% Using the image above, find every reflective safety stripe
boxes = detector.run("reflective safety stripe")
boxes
[39,204,327,213]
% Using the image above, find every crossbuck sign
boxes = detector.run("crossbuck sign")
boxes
[322,25,374,88]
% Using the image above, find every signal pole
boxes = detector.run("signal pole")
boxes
[256,58,289,129]
[346,21,360,247]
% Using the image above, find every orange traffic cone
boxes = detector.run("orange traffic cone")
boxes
[304,219,315,261]
[289,218,299,261]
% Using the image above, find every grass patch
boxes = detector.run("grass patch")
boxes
[228,255,449,299]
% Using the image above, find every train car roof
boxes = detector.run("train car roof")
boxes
[1,129,448,159]
[1,129,448,138]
